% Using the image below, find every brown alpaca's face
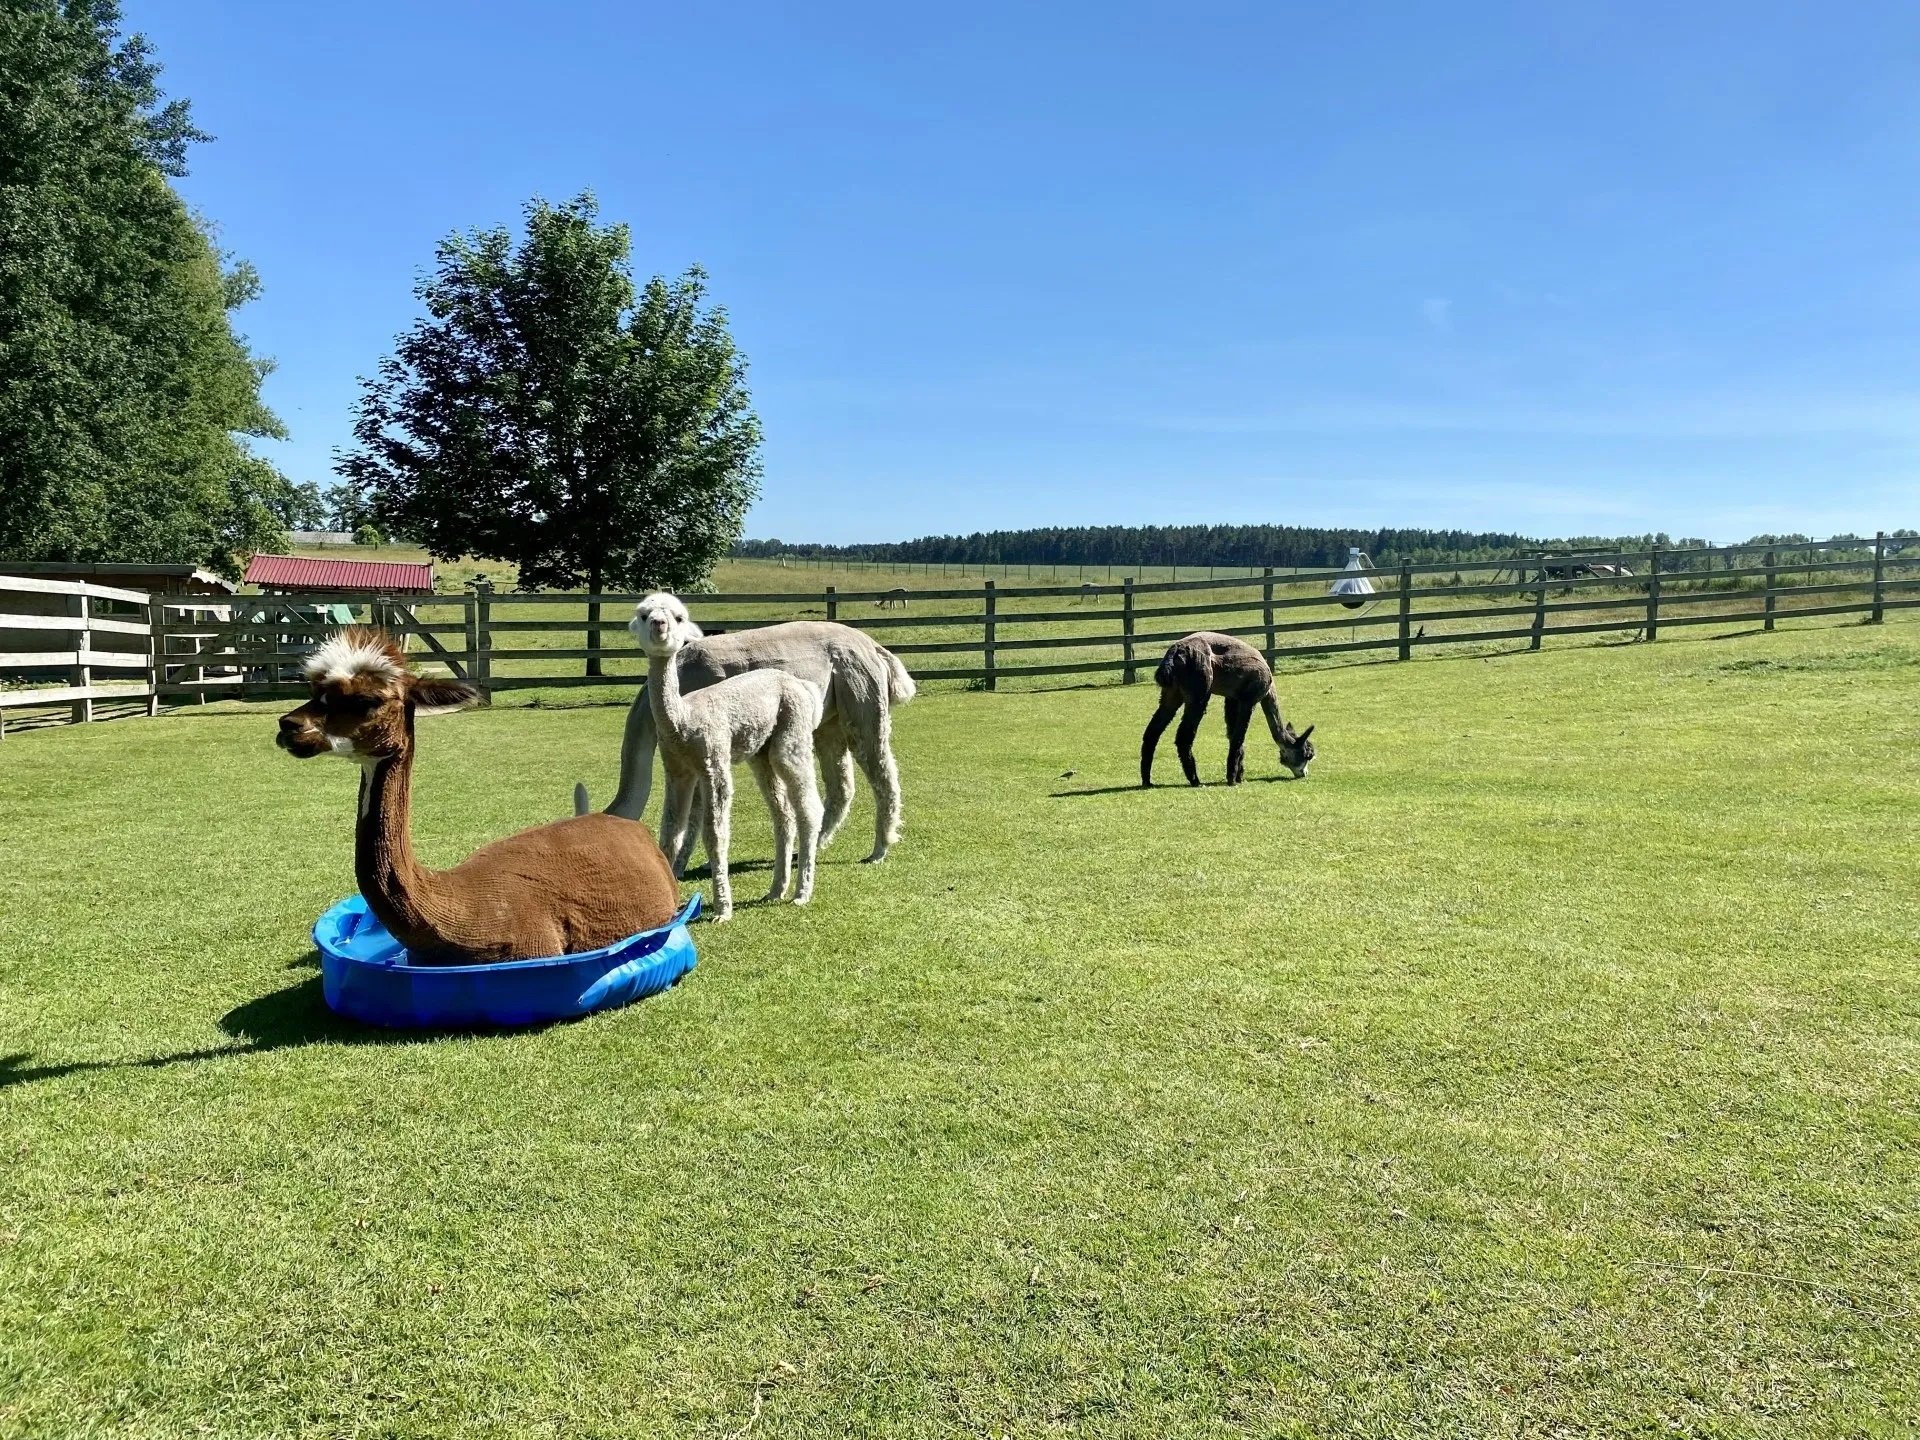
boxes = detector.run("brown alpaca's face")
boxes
[276,628,474,761]
[1278,723,1316,780]
[277,675,405,760]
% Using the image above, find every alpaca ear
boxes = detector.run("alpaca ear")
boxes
[1298,724,1314,741]
[681,616,704,640]
[410,676,479,715]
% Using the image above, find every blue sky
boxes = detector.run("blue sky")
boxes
[141,1,1919,543]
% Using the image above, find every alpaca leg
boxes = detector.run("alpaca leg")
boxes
[1140,691,1181,787]
[1175,693,1210,787]
[702,764,734,922]
[750,752,794,903]
[784,738,825,905]
[657,772,694,878]
[673,784,705,876]
[850,710,902,863]
[1224,697,1253,785]
[816,722,855,849]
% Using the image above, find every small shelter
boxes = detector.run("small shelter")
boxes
[243,554,434,595]
[240,554,436,674]
[0,562,237,673]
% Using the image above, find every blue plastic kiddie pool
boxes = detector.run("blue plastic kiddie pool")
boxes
[313,894,701,1029]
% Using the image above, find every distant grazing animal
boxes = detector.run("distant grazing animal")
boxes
[1141,632,1315,787]
[277,627,677,963]
[1077,583,1096,604]
[876,588,909,609]
[630,593,826,922]
[577,611,915,864]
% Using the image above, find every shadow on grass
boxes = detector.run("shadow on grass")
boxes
[0,950,544,1092]
[1050,776,1295,798]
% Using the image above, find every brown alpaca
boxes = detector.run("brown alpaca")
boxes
[1140,632,1316,787]
[277,627,678,964]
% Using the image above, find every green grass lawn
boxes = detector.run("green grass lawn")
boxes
[3,622,1917,1436]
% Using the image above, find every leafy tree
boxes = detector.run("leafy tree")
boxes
[0,0,291,577]
[353,522,384,549]
[338,194,761,674]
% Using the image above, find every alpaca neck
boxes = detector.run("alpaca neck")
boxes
[1258,689,1287,744]
[354,731,450,947]
[647,647,695,743]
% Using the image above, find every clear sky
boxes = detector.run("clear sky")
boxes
[139,1,1918,543]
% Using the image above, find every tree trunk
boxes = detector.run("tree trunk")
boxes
[586,565,603,678]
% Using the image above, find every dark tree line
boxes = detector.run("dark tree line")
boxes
[735,523,1542,570]
[734,523,1901,570]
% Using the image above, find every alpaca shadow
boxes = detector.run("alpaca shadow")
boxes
[0,949,529,1092]
[1050,776,1295,799]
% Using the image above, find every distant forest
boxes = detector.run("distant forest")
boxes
[732,523,1738,570]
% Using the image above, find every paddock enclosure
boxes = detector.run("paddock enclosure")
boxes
[2,618,1916,1436]
[3,536,1913,732]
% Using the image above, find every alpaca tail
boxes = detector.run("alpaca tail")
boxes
[573,781,590,817]
[881,646,917,705]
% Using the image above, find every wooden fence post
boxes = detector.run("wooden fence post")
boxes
[146,593,164,717]
[1396,562,1412,660]
[463,590,481,688]
[983,580,997,691]
[1262,567,1276,666]
[68,589,91,723]
[1872,531,1887,623]
[1530,565,1548,651]
[1646,546,1662,641]
[1763,549,1777,632]
[474,580,494,701]
[1122,577,1137,684]
[826,585,837,621]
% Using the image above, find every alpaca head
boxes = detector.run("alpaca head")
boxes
[276,626,477,762]
[630,592,702,658]
[1278,723,1316,780]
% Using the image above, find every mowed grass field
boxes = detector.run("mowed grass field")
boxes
[2,620,1918,1436]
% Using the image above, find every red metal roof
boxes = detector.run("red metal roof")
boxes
[243,553,435,593]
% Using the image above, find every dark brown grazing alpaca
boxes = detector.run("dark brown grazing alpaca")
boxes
[1141,632,1316,787]
[277,627,680,964]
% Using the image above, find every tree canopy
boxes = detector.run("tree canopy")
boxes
[0,0,291,575]
[337,194,762,602]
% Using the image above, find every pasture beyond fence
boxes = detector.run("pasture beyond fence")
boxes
[2,536,1914,729]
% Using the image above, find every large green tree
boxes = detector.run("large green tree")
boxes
[337,194,761,673]
[0,0,291,576]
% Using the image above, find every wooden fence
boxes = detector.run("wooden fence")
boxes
[4,535,1914,728]
[0,574,161,734]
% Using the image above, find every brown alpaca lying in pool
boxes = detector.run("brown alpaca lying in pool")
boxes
[1141,632,1315,787]
[277,628,679,963]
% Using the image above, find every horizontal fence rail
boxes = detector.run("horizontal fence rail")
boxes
[2,534,1913,727]
[0,574,159,733]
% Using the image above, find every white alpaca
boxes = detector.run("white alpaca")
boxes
[632,593,825,923]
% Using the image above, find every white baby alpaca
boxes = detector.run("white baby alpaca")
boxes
[632,592,825,922]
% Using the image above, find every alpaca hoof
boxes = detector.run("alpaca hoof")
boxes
[761,885,785,904]
[861,848,887,864]
[791,891,812,907]
[708,906,732,925]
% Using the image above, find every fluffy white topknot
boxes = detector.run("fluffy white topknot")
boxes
[305,631,402,685]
